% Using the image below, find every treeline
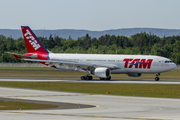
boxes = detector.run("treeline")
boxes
[0,32,180,64]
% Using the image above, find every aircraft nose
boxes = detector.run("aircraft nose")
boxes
[171,63,177,69]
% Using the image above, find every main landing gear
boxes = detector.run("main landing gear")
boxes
[155,73,160,81]
[80,75,112,80]
[99,76,111,80]
[81,75,93,80]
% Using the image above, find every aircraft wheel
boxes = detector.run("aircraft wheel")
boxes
[155,77,160,81]
[89,76,93,80]
[100,77,111,80]
[107,76,111,80]
[81,76,93,80]
[81,76,85,80]
[86,76,92,80]
[86,76,89,80]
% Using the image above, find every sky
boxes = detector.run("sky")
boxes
[0,0,180,31]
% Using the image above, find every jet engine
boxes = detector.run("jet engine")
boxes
[94,67,111,78]
[126,73,142,77]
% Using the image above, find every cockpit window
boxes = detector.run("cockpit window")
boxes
[165,61,172,63]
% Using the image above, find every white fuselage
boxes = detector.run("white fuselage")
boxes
[49,53,177,74]
[17,26,177,80]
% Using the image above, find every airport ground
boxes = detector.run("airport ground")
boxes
[0,66,180,80]
[1,85,180,120]
[0,67,180,98]
[0,67,180,119]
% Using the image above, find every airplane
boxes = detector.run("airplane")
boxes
[8,26,177,81]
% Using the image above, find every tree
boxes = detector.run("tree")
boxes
[15,38,25,52]
[48,34,56,49]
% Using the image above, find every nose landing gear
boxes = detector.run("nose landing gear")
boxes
[155,73,160,81]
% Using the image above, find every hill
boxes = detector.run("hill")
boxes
[0,28,180,40]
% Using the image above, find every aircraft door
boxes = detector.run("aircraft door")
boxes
[153,58,159,66]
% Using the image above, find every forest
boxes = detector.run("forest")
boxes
[0,32,180,64]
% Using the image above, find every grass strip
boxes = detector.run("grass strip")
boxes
[0,82,180,98]
[0,100,57,110]
[0,67,179,80]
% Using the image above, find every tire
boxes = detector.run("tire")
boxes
[155,77,160,81]
[107,76,111,80]
[89,76,93,80]
[81,76,85,80]
[86,76,90,80]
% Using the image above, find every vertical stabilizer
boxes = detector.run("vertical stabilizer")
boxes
[21,26,48,53]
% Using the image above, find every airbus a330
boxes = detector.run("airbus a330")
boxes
[9,26,177,81]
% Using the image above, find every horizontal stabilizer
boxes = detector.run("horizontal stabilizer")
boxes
[6,52,31,59]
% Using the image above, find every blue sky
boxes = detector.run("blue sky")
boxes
[0,0,180,30]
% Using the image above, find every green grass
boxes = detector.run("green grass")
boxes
[0,67,180,99]
[0,67,178,111]
[0,67,180,80]
[0,82,180,98]
[0,100,57,110]
[0,67,53,70]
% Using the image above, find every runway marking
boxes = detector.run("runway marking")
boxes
[0,111,164,120]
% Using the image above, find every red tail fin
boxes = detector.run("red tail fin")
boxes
[21,26,48,53]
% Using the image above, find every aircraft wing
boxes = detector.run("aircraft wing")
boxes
[7,52,121,71]
[23,58,121,70]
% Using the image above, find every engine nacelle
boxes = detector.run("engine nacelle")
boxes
[127,73,142,77]
[94,67,111,78]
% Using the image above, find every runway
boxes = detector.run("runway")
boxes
[0,78,180,84]
[0,86,180,120]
